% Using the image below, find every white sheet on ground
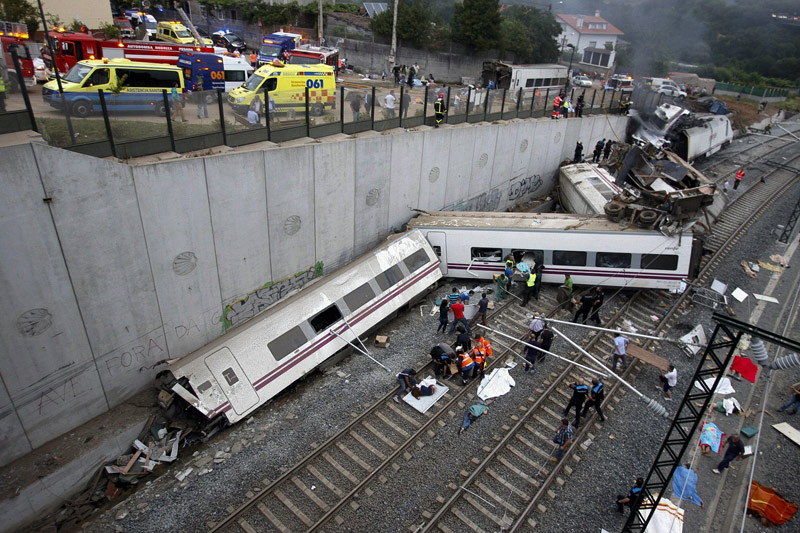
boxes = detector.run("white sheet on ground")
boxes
[403,376,449,413]
[722,397,741,415]
[477,368,515,400]
[637,497,684,533]
[693,376,735,395]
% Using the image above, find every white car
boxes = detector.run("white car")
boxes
[572,75,593,88]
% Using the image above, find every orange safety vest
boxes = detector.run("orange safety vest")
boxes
[473,337,494,364]
[250,52,257,64]
[459,352,475,368]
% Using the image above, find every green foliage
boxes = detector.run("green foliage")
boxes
[69,19,83,32]
[100,22,120,39]
[0,0,40,34]
[195,0,359,27]
[371,1,434,49]
[451,0,501,52]
[499,6,560,63]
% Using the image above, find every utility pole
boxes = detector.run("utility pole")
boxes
[389,0,399,72]
[318,0,323,45]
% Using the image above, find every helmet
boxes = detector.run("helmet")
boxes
[438,93,443,98]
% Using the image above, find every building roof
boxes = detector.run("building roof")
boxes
[557,14,624,36]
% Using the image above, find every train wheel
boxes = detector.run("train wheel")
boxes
[604,200,625,221]
[639,209,658,227]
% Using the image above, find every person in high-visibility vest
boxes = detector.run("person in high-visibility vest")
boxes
[456,349,475,386]
[471,333,493,379]
[734,168,745,190]
[0,73,6,113]
[521,270,537,307]
[249,51,257,68]
[434,92,447,127]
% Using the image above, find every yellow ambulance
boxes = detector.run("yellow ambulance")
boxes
[155,21,212,45]
[226,61,335,117]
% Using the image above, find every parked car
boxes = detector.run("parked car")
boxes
[572,75,592,88]
[212,30,246,53]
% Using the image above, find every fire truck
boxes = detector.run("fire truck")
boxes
[287,45,339,68]
[42,30,217,76]
[0,21,34,88]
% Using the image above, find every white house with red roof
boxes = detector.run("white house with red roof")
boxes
[556,11,624,72]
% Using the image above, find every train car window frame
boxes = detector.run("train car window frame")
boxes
[268,325,309,361]
[641,254,679,271]
[512,249,544,267]
[375,264,404,291]
[403,248,430,273]
[553,250,587,266]
[343,281,376,313]
[596,252,632,269]
[471,247,503,262]
[309,304,343,334]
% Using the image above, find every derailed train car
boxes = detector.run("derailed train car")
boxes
[157,230,442,430]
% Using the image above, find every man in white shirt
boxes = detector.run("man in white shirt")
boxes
[612,331,630,372]
[384,90,396,118]
[659,364,678,400]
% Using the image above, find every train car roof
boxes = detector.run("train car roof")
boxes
[410,211,667,234]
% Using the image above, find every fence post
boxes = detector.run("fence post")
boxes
[97,89,116,158]
[340,87,345,132]
[370,86,376,131]
[484,89,489,121]
[600,89,606,110]
[500,88,507,116]
[305,87,311,138]
[10,48,37,132]
[445,86,451,124]
[465,86,471,122]
[516,88,522,117]
[529,90,536,114]
[544,88,550,116]
[162,90,176,153]
[263,89,271,141]
[609,90,616,110]
[589,89,596,114]
[216,89,228,146]
[400,85,405,128]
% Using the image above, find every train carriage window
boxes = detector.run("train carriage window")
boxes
[221,367,239,386]
[471,248,503,262]
[344,282,376,312]
[375,264,404,291]
[596,252,632,269]
[512,249,544,267]
[197,381,212,394]
[309,304,343,333]
[641,254,679,271]
[268,326,308,361]
[553,251,587,266]
[404,249,430,272]
[432,245,442,257]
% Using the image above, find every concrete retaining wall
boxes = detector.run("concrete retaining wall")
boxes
[0,114,627,465]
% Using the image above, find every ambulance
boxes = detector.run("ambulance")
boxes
[177,51,253,94]
[156,21,211,46]
[226,61,335,117]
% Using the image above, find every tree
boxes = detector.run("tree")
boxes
[499,6,560,63]
[451,0,501,53]
[0,0,40,35]
[371,1,433,49]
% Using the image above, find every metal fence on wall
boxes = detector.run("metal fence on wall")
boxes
[2,63,665,160]
[714,82,790,98]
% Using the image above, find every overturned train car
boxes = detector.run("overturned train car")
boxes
[158,230,442,429]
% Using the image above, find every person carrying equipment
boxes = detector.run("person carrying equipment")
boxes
[434,92,447,127]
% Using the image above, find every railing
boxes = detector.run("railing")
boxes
[2,71,655,159]
[714,82,791,98]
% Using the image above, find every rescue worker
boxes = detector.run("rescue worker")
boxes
[430,342,454,378]
[576,93,585,118]
[434,92,447,127]
[581,378,606,421]
[619,97,632,116]
[249,51,257,68]
[456,348,476,386]
[471,333,493,379]
[734,168,745,190]
[552,93,563,119]
[616,477,644,514]
[563,378,589,427]
[521,269,537,307]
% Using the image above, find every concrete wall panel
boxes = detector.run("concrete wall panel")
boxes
[563,118,584,164]
[506,121,544,205]
[314,141,356,271]
[205,152,271,307]
[32,144,164,406]
[467,125,498,198]
[0,145,108,448]
[388,131,424,230]
[133,160,223,357]
[417,129,452,211]
[489,123,517,191]
[353,136,392,257]
[543,120,569,191]
[0,385,32,465]
[265,146,316,284]
[444,126,476,208]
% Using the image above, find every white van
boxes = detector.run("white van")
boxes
[645,78,687,99]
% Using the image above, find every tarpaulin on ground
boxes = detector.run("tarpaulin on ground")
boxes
[699,422,725,454]
[748,481,798,525]
[637,497,684,533]
[673,466,703,507]
[694,376,735,395]
[731,356,758,383]
[477,368,515,400]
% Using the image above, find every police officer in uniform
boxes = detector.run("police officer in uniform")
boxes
[616,477,644,514]
[434,92,447,127]
[563,378,589,427]
[581,378,606,421]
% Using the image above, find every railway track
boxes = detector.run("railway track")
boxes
[208,139,799,533]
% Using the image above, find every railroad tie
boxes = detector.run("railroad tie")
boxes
[322,451,359,484]
[336,441,373,471]
[487,466,532,497]
[291,476,330,512]
[375,411,410,438]
[306,464,344,498]
[475,481,520,514]
[349,430,387,460]
[274,488,313,527]
[497,455,539,486]
[236,518,257,533]
[452,503,490,532]
[464,493,514,529]
[362,421,397,448]
[387,403,423,427]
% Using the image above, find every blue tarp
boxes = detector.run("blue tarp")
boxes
[673,465,703,507]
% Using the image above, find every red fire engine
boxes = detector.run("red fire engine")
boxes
[0,21,34,86]
[42,30,216,75]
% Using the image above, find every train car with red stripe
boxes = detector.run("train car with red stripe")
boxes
[409,211,695,291]
[158,230,441,429]
[42,30,216,75]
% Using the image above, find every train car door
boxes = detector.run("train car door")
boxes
[425,231,448,275]
[204,348,259,415]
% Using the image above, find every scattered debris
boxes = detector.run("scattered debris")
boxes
[753,293,779,303]
[757,261,782,273]
[770,254,790,268]
[731,288,749,302]
[740,261,758,279]
[374,335,390,348]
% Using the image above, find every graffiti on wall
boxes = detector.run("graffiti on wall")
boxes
[508,174,543,201]
[444,188,502,212]
[221,261,324,330]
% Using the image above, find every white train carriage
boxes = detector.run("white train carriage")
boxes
[162,230,442,425]
[410,211,694,291]
[681,115,733,162]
